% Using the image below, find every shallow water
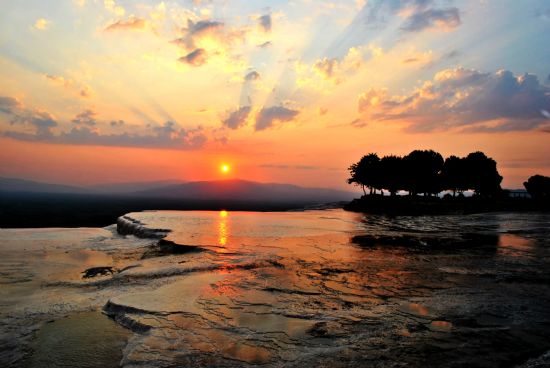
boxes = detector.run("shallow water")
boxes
[2,209,550,367]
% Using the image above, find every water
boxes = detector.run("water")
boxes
[1,209,550,367]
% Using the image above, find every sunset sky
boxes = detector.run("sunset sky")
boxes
[1,0,549,189]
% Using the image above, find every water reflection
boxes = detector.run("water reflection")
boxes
[218,210,228,247]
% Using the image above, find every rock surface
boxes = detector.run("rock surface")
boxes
[2,210,550,367]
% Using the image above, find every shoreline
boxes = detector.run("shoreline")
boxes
[344,195,550,215]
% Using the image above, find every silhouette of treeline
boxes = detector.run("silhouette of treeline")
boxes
[524,175,550,200]
[347,150,503,197]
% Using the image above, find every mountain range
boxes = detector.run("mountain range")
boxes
[0,177,356,204]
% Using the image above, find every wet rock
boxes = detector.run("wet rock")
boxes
[82,266,115,278]
[307,321,345,337]
[117,215,170,239]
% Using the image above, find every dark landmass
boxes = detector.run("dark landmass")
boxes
[344,195,549,215]
[0,192,346,228]
[0,178,355,228]
[0,177,89,194]
[88,180,186,194]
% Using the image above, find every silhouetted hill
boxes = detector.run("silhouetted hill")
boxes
[0,177,89,194]
[134,179,356,203]
[0,178,356,227]
[89,180,186,194]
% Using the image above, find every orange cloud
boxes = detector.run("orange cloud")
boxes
[104,16,148,32]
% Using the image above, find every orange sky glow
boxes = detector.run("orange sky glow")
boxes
[1,1,549,190]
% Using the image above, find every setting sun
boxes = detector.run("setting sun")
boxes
[220,164,231,174]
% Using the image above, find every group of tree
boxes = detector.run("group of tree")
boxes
[524,175,550,200]
[347,150,503,197]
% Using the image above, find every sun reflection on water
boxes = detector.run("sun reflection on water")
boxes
[218,210,228,246]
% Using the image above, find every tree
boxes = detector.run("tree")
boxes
[379,155,404,196]
[403,150,444,196]
[347,153,380,195]
[524,175,550,200]
[464,152,502,197]
[441,155,468,196]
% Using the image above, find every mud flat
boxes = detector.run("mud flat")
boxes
[2,210,550,367]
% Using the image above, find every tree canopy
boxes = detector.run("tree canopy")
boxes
[524,175,550,200]
[347,150,503,197]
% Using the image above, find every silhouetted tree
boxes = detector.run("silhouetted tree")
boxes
[379,155,404,196]
[524,175,550,200]
[347,153,380,195]
[464,152,502,197]
[347,150,503,198]
[403,150,444,196]
[441,155,468,196]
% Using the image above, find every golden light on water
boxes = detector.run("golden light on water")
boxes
[218,210,228,246]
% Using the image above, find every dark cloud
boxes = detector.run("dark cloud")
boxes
[0,96,57,137]
[4,122,207,150]
[104,17,147,32]
[9,110,57,137]
[71,109,97,126]
[222,106,251,129]
[258,14,272,32]
[172,19,225,50]
[179,48,207,66]
[401,7,460,32]
[110,120,125,127]
[0,95,207,149]
[443,50,460,59]
[0,96,21,114]
[357,68,550,132]
[255,106,299,131]
[245,71,261,81]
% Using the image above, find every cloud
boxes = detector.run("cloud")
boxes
[222,106,251,129]
[5,122,207,150]
[179,48,207,66]
[104,0,125,16]
[258,14,272,32]
[9,110,58,137]
[104,17,147,32]
[245,71,261,81]
[172,18,247,67]
[71,109,97,126]
[297,46,368,88]
[356,68,550,132]
[34,18,50,30]
[255,106,299,131]
[45,74,93,98]
[400,7,461,32]
[0,95,207,149]
[0,96,57,136]
[110,120,125,127]
[0,96,21,114]
[173,20,226,51]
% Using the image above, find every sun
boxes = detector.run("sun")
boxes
[220,164,230,174]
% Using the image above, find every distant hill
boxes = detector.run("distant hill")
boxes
[89,180,186,194]
[0,177,356,204]
[135,179,356,203]
[0,177,89,194]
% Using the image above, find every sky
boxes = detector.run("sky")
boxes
[0,0,549,189]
